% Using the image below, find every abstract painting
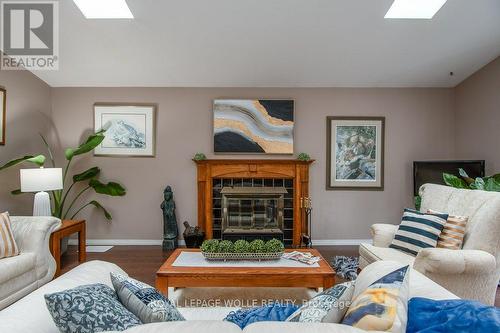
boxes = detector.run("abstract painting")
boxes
[0,87,5,145]
[213,99,294,154]
[94,104,156,156]
[327,117,384,190]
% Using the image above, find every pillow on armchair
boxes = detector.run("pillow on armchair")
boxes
[0,212,19,259]
[389,209,447,256]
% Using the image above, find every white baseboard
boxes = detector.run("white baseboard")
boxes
[312,239,372,246]
[68,239,370,246]
[68,239,186,246]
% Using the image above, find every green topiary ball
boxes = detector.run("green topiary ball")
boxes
[200,239,219,253]
[233,239,250,253]
[218,240,234,253]
[265,239,284,253]
[249,239,266,253]
[193,152,207,161]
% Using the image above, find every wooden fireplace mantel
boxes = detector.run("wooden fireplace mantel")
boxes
[194,159,314,247]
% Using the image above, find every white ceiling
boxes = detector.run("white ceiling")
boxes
[29,0,500,87]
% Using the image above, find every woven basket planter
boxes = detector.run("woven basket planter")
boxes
[201,251,284,261]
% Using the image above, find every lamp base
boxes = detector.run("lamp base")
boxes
[33,191,52,216]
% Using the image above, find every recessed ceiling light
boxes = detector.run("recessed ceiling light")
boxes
[73,0,134,19]
[385,0,448,19]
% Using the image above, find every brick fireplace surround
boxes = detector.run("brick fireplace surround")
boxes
[194,159,314,247]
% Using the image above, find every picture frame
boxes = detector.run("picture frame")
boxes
[213,99,294,154]
[0,87,5,145]
[326,116,385,190]
[94,103,156,157]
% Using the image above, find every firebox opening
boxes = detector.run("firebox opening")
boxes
[221,186,286,242]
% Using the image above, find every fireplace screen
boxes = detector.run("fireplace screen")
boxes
[221,187,286,237]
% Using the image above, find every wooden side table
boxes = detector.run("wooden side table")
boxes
[50,220,86,277]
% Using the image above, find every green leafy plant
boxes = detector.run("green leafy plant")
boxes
[193,152,207,161]
[200,239,219,253]
[218,240,234,253]
[414,195,422,211]
[249,239,266,253]
[265,238,285,253]
[234,239,250,253]
[443,168,500,192]
[297,153,311,161]
[0,131,126,220]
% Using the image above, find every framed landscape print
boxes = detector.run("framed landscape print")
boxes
[94,103,156,157]
[213,99,294,154]
[326,116,385,190]
[0,88,5,145]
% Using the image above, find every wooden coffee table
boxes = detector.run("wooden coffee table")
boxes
[156,248,335,297]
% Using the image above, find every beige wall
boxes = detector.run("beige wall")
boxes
[455,56,500,175]
[50,88,455,241]
[0,70,52,215]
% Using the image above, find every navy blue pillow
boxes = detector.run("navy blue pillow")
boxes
[407,297,500,333]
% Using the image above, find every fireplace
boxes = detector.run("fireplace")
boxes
[194,159,313,247]
[221,187,286,242]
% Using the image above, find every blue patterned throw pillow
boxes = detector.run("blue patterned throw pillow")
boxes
[389,208,448,256]
[110,272,185,323]
[286,282,355,323]
[44,283,141,333]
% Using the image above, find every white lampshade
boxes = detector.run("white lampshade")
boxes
[20,168,63,192]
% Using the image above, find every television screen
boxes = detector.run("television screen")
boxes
[413,160,485,196]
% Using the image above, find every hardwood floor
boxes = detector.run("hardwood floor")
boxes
[61,245,499,306]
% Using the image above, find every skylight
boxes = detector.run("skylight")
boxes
[385,0,448,19]
[73,0,134,19]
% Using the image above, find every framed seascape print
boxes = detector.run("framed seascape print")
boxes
[94,103,156,157]
[0,87,5,145]
[326,116,385,190]
[213,99,294,154]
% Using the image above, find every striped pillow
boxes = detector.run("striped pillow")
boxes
[389,208,447,256]
[428,209,468,250]
[0,212,19,259]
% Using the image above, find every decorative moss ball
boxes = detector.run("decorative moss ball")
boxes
[200,239,219,253]
[297,153,311,161]
[218,240,234,253]
[249,239,266,253]
[233,239,250,253]
[265,239,285,253]
[193,152,207,161]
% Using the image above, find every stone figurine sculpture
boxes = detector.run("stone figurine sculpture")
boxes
[161,186,178,250]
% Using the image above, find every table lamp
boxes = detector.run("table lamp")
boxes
[20,168,63,216]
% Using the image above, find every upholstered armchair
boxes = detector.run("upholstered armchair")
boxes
[359,184,500,305]
[0,216,61,310]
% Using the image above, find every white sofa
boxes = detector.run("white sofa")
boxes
[359,183,500,305]
[0,216,61,310]
[0,260,458,333]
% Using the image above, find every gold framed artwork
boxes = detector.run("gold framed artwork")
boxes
[326,116,385,190]
[94,103,156,157]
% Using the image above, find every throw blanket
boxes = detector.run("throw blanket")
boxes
[224,303,298,329]
[407,297,500,333]
[331,256,359,280]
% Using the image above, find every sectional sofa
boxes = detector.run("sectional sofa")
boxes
[0,259,457,333]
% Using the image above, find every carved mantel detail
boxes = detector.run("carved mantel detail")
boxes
[194,159,314,247]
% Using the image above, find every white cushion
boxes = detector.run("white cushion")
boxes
[353,261,458,301]
[359,243,415,267]
[0,253,36,284]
